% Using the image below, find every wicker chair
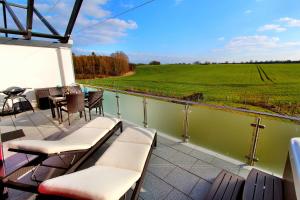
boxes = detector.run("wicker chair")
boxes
[49,87,63,97]
[85,91,104,120]
[60,93,86,125]
[68,85,82,94]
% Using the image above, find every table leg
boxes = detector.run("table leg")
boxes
[56,104,61,124]
[49,99,56,118]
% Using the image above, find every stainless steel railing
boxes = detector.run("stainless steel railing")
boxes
[81,83,294,167]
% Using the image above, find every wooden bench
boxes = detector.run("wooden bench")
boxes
[243,169,283,200]
[206,170,245,200]
[206,168,285,200]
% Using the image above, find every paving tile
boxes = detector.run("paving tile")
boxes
[157,135,177,146]
[148,154,176,178]
[11,115,35,127]
[165,167,199,195]
[189,179,211,200]
[190,160,222,183]
[153,144,178,161]
[210,157,240,174]
[190,149,214,163]
[15,126,44,140]
[139,172,173,200]
[165,189,192,200]
[168,151,198,170]
[171,143,194,154]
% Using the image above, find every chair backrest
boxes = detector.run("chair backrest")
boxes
[49,87,63,97]
[88,91,103,108]
[69,85,82,94]
[66,93,85,113]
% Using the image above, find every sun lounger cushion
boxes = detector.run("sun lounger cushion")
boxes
[39,166,140,200]
[8,128,109,154]
[39,126,156,200]
[96,141,151,172]
[116,127,155,145]
[83,117,120,130]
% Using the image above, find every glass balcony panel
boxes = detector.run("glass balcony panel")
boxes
[118,93,144,126]
[147,99,184,140]
[255,117,300,174]
[189,106,253,162]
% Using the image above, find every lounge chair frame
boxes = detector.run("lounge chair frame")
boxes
[36,132,158,200]
[0,121,123,197]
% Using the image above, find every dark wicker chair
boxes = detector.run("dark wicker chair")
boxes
[49,87,63,97]
[60,93,86,125]
[69,85,82,94]
[85,91,104,120]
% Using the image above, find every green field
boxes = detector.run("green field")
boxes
[78,63,300,116]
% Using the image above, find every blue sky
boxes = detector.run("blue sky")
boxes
[3,0,300,63]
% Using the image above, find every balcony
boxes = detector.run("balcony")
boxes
[1,107,247,200]
[1,85,299,199]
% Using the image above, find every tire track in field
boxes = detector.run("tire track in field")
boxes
[256,65,265,82]
[258,65,274,82]
[256,65,274,83]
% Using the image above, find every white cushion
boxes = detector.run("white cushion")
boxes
[8,128,109,154]
[117,127,155,145]
[61,128,108,147]
[96,141,150,172]
[8,140,86,155]
[83,117,120,130]
[38,166,140,200]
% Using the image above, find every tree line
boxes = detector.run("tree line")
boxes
[73,52,134,79]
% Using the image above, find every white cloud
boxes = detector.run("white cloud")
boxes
[244,10,253,15]
[226,35,280,50]
[257,24,286,32]
[218,37,225,41]
[34,0,138,45]
[209,35,300,62]
[279,17,300,27]
[74,18,137,45]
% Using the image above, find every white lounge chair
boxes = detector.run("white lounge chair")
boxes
[38,126,157,200]
[0,117,122,196]
[7,117,121,155]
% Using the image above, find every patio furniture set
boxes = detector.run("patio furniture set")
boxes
[47,86,104,125]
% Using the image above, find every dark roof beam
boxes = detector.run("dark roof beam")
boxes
[25,0,34,39]
[62,0,83,43]
[1,1,8,37]
[33,7,60,36]
[0,1,27,9]
[0,27,26,35]
[2,0,25,34]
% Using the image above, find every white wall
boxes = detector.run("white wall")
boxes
[0,38,75,106]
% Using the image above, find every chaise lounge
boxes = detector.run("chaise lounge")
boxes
[38,126,157,200]
[1,117,122,195]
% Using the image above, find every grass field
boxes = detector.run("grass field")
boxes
[78,63,300,116]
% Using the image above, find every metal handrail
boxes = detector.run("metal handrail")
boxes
[81,84,300,122]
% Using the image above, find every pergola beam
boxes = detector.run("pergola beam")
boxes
[33,7,60,36]
[63,0,83,43]
[1,1,8,37]
[26,0,34,39]
[2,0,25,33]
[0,0,81,43]
[0,1,27,9]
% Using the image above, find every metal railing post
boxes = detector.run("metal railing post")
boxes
[183,104,190,142]
[143,97,148,128]
[246,117,266,166]
[115,92,121,119]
